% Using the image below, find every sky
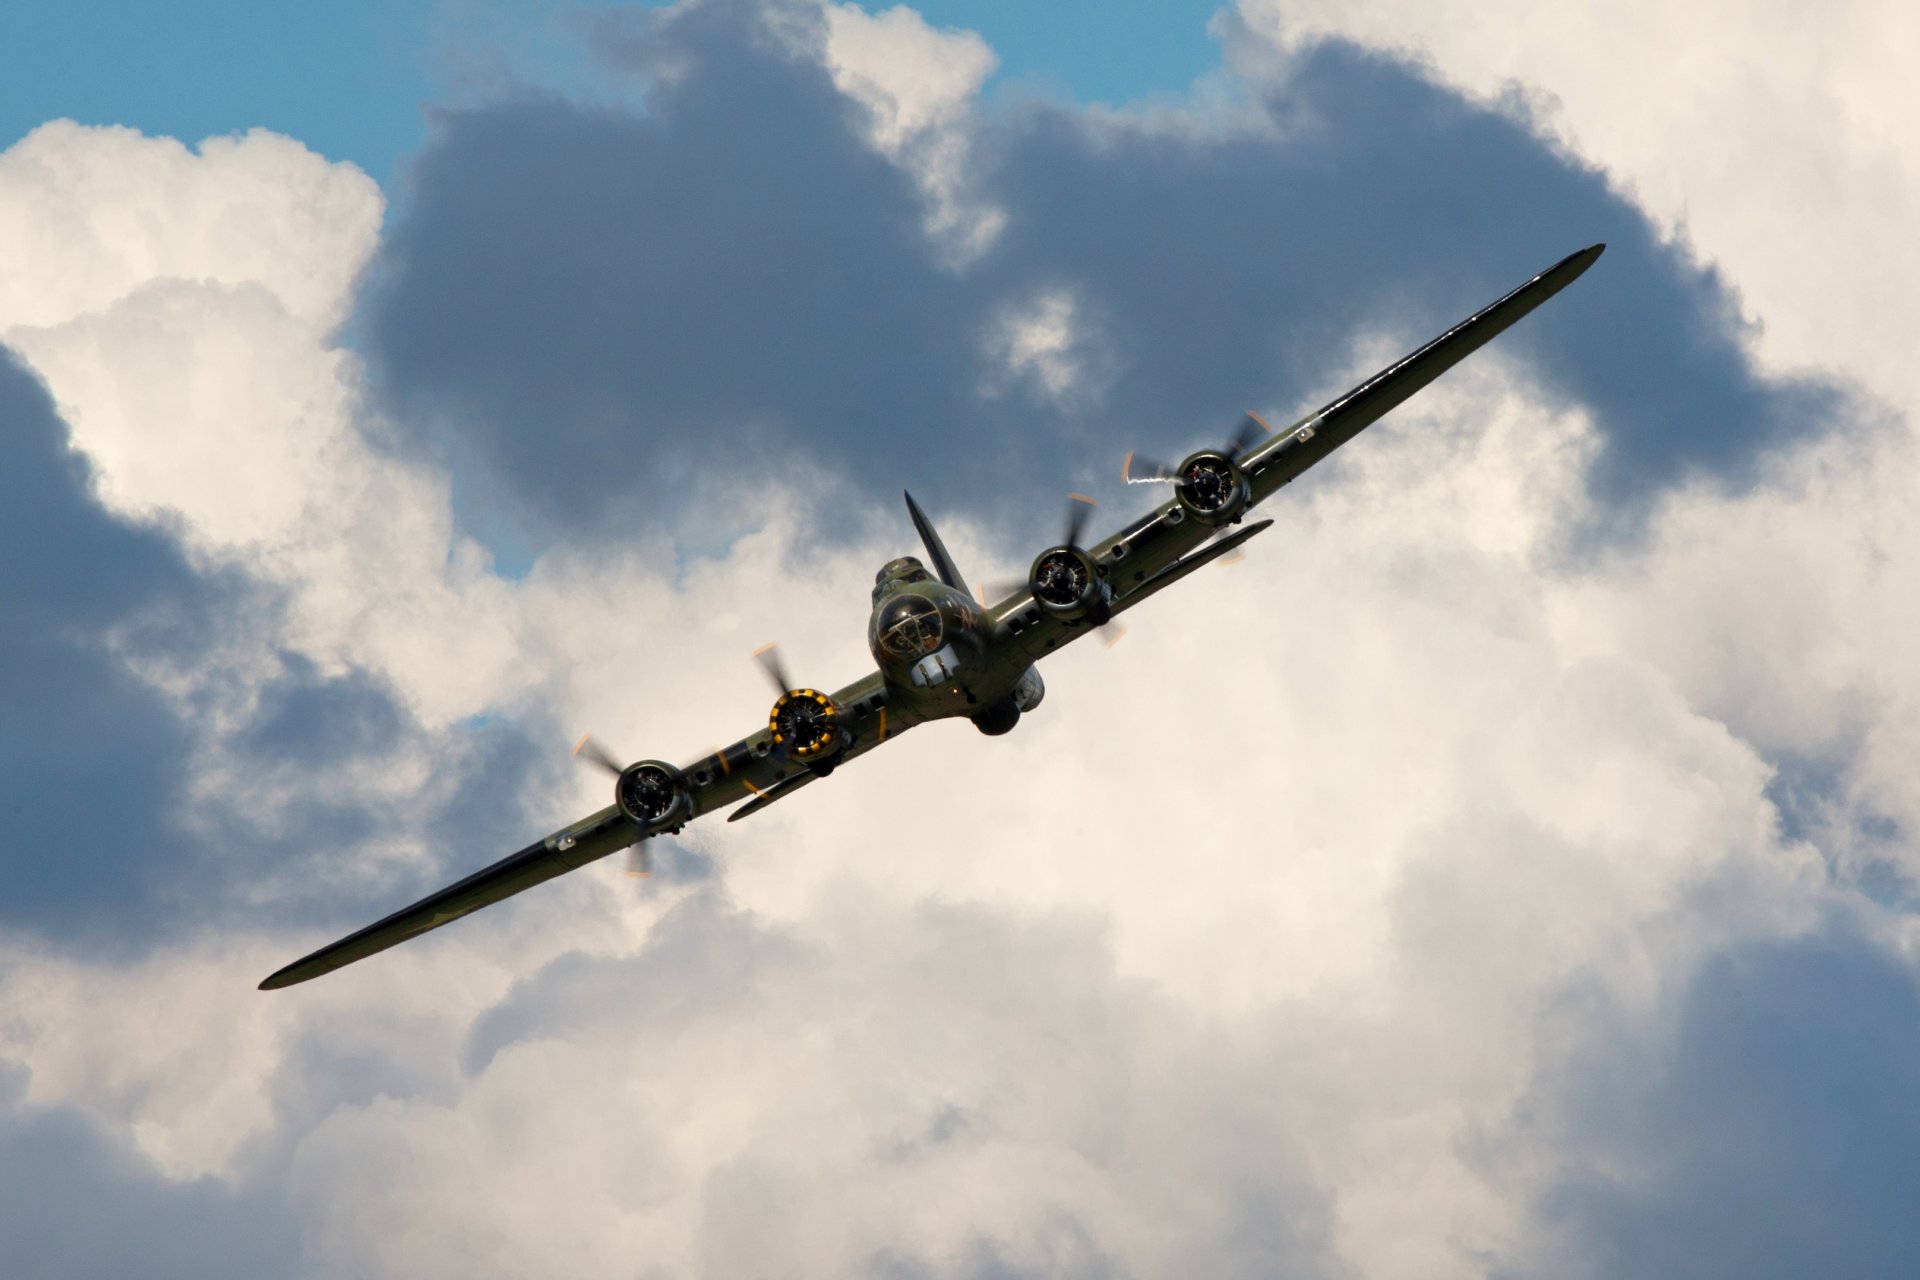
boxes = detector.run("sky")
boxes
[4,1,1920,1277]
[0,1,1227,189]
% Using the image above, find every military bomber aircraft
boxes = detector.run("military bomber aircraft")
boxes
[260,244,1604,990]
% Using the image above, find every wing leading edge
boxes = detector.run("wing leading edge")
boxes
[258,807,636,989]
[261,671,905,990]
[1240,242,1605,502]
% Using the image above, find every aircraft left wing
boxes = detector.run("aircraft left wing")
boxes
[257,807,635,989]
[261,670,913,990]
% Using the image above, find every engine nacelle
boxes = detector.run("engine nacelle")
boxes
[1012,665,1045,712]
[974,666,1047,737]
[615,760,692,830]
[768,687,848,765]
[1028,545,1112,624]
[1172,450,1250,526]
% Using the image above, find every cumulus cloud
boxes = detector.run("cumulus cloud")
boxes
[818,1,1005,258]
[0,121,377,334]
[1225,0,1920,878]
[364,0,1825,557]
[0,347,215,943]
[980,287,1115,406]
[1233,0,1920,407]
[1489,921,1920,1279]
[0,1061,298,1279]
[3,1,1918,1278]
[0,120,568,953]
[265,892,1343,1279]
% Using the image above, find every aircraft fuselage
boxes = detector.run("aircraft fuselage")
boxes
[866,558,1029,722]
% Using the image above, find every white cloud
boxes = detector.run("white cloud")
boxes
[817,3,1006,259]
[1227,0,1920,890]
[979,287,1115,407]
[1232,0,1920,407]
[0,121,379,334]
[1,122,520,731]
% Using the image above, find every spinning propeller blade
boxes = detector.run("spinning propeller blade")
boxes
[1065,493,1097,549]
[571,733,625,777]
[1125,410,1274,485]
[1122,452,1183,486]
[979,574,1034,605]
[572,734,653,878]
[753,642,793,695]
[1227,410,1274,460]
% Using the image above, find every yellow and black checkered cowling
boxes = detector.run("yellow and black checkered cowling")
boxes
[768,687,842,760]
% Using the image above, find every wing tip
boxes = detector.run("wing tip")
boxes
[1530,243,1605,295]
[260,952,336,988]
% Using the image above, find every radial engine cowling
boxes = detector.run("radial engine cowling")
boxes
[769,688,848,765]
[1028,545,1112,625]
[1173,450,1250,526]
[615,760,692,830]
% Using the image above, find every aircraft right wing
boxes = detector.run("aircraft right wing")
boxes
[1238,242,1604,506]
[982,243,1604,648]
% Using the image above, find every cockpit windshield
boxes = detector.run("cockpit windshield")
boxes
[876,593,944,661]
[873,556,933,605]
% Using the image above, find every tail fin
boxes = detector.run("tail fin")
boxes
[902,490,974,602]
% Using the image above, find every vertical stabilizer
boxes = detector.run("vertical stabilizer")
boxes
[901,491,974,601]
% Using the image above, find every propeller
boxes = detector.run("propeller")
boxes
[753,642,845,766]
[1123,410,1274,485]
[570,733,652,877]
[753,641,793,696]
[1226,410,1273,461]
[1121,451,1184,487]
[1064,493,1097,549]
[980,494,1102,604]
[571,732,624,777]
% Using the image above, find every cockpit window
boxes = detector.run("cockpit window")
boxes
[876,594,943,660]
[872,556,933,604]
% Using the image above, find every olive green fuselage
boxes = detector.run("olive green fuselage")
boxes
[866,565,1024,719]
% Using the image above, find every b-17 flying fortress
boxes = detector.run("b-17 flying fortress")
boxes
[261,243,1603,990]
